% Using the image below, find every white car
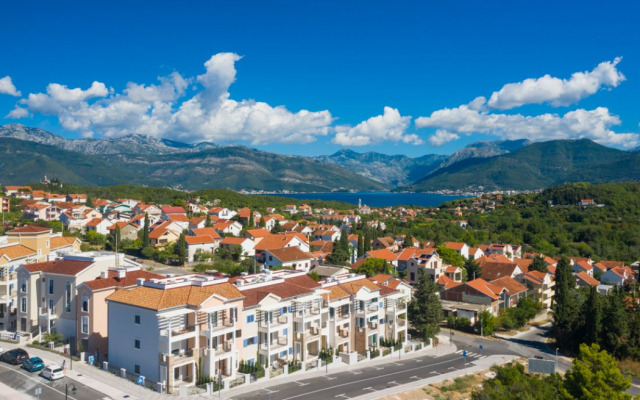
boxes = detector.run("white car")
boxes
[0,347,4,355]
[41,365,64,380]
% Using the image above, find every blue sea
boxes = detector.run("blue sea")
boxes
[263,191,471,208]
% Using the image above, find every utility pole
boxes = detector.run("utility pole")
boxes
[480,310,483,337]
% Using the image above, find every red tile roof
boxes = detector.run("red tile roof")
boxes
[576,271,599,287]
[7,225,51,234]
[83,270,164,291]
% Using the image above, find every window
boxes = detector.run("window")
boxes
[283,328,288,336]
[243,336,257,347]
[48,279,54,295]
[48,299,53,311]
[81,295,89,312]
[289,347,293,355]
[134,339,141,349]
[281,306,287,314]
[246,314,254,323]
[410,272,415,281]
[20,297,26,313]
[134,315,141,324]
[65,281,72,312]
[81,316,89,334]
[20,282,26,293]
[134,364,140,374]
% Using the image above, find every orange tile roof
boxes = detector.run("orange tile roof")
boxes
[246,229,273,238]
[86,218,105,227]
[0,244,36,260]
[46,260,94,276]
[339,278,381,295]
[50,236,79,250]
[444,242,466,251]
[267,247,311,262]
[323,284,351,301]
[575,260,593,271]
[465,278,502,300]
[437,275,461,290]
[365,249,398,262]
[22,261,56,272]
[240,281,315,307]
[490,276,527,295]
[220,237,250,245]
[107,282,244,310]
[83,270,165,291]
[576,271,599,287]
[368,274,394,285]
[7,225,51,234]
[190,227,221,239]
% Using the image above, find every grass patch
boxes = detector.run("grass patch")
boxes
[440,375,476,393]
[618,359,640,377]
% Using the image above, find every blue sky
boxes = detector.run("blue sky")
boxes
[1,0,638,157]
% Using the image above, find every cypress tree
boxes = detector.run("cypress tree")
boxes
[603,289,629,358]
[248,209,254,228]
[584,286,603,346]
[357,235,364,258]
[553,257,579,349]
[408,269,443,341]
[142,213,150,248]
[177,233,187,266]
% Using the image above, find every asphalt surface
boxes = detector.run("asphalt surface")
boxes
[0,361,107,400]
[229,344,515,400]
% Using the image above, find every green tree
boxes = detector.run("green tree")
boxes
[530,255,548,273]
[176,233,187,266]
[563,343,632,400]
[583,286,603,346]
[408,269,443,341]
[248,209,254,228]
[271,219,283,233]
[258,215,265,228]
[358,258,393,277]
[205,214,213,228]
[363,232,371,253]
[85,230,106,246]
[602,289,629,358]
[142,213,150,248]
[475,310,495,336]
[141,246,156,259]
[357,234,364,259]
[553,257,579,348]
[464,257,482,281]
[326,236,350,266]
[85,196,94,208]
[472,362,563,400]
[436,245,465,266]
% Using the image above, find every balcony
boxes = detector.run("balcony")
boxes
[214,341,233,356]
[162,348,196,367]
[397,319,406,327]
[203,320,235,337]
[39,307,58,319]
[338,327,349,338]
[160,325,197,341]
[258,315,288,330]
[367,320,378,330]
[258,336,288,353]
[368,304,379,312]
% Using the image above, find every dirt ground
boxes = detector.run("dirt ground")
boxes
[377,359,528,400]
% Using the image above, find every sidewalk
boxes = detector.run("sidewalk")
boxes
[2,335,458,400]
[223,335,458,399]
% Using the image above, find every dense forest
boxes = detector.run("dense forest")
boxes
[377,182,640,262]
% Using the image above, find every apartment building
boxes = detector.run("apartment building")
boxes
[1,196,9,213]
[406,250,444,284]
[106,274,245,391]
[16,252,128,341]
[75,267,164,359]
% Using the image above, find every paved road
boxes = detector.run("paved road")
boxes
[230,347,511,400]
[0,361,107,400]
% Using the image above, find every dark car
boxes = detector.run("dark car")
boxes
[22,357,45,372]
[1,349,29,365]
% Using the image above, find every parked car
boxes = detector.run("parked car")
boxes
[22,357,45,373]
[0,346,4,354]
[1,349,29,365]
[41,365,64,380]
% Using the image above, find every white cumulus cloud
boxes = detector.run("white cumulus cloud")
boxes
[428,130,460,146]
[416,105,638,148]
[487,58,625,110]
[6,107,29,119]
[0,76,21,96]
[332,106,422,146]
[12,53,334,145]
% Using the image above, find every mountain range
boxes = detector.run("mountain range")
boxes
[0,124,638,192]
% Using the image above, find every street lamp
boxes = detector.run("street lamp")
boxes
[65,383,77,400]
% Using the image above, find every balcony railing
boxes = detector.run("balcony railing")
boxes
[259,336,287,350]
[368,304,379,312]
[39,306,56,316]
[206,320,235,332]
[367,320,378,330]
[214,341,233,355]
[338,328,349,338]
[258,315,288,328]
[397,319,406,327]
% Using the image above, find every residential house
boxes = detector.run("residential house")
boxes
[371,237,398,252]
[1,196,9,213]
[264,247,312,272]
[406,249,444,284]
[219,237,255,257]
[213,220,243,237]
[440,278,503,319]
[106,274,245,391]
[66,194,87,204]
[489,276,528,308]
[517,271,555,309]
[576,271,600,288]
[185,235,219,262]
[85,218,112,236]
[108,222,139,241]
[75,267,163,358]
[444,242,470,259]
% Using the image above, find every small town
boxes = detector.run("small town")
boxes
[0,181,638,400]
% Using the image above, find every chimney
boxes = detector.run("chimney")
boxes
[137,278,145,286]
[100,271,108,279]
[117,269,126,279]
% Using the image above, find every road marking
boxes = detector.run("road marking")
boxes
[0,363,79,400]
[387,381,400,386]
[373,366,384,370]
[393,363,404,366]
[410,376,420,380]
[350,371,362,375]
[455,350,462,354]
[279,355,465,400]
[263,388,280,393]
[415,359,424,362]
[325,376,337,380]
[363,387,376,391]
[294,381,309,386]
[448,366,455,370]
[429,371,439,374]
[335,394,350,399]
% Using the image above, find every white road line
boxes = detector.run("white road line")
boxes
[448,366,455,370]
[410,376,419,380]
[350,371,362,375]
[363,387,376,391]
[263,388,280,393]
[294,381,309,386]
[429,371,439,374]
[325,376,337,380]
[455,350,462,354]
[415,359,424,362]
[393,363,404,366]
[280,356,463,400]
[373,366,384,370]
[335,394,350,399]
[387,381,400,386]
